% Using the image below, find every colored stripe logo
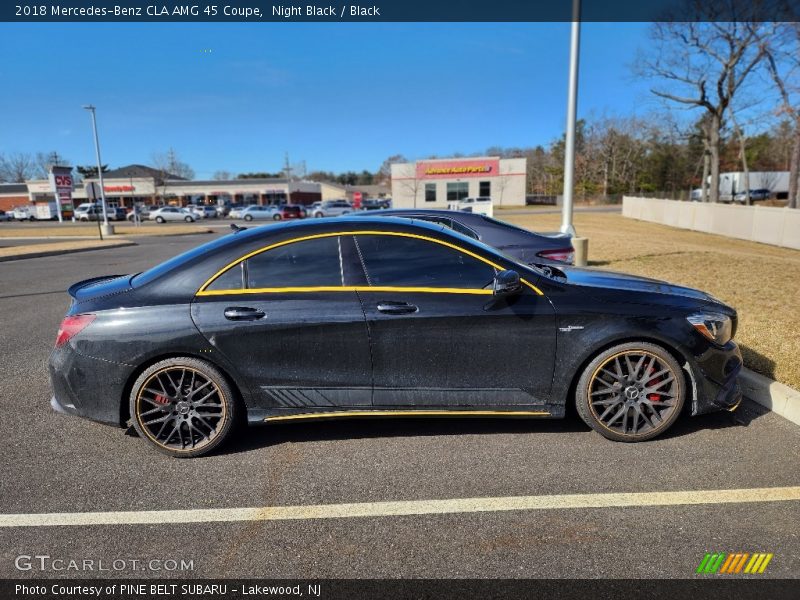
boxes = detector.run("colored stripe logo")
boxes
[696,552,773,574]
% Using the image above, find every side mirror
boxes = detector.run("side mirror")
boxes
[493,269,522,296]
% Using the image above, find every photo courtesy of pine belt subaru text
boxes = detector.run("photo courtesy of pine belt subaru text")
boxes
[49,216,743,457]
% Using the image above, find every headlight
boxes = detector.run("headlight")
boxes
[687,312,733,345]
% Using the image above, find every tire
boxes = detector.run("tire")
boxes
[244,214,253,222]
[314,212,324,218]
[185,216,193,222]
[273,214,282,221]
[155,216,165,223]
[129,357,239,458]
[575,342,685,442]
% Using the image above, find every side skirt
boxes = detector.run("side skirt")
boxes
[247,406,563,425]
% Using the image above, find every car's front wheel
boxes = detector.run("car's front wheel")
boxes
[244,214,253,221]
[575,342,684,442]
[273,214,282,220]
[155,216,165,223]
[130,357,239,458]
[185,216,194,222]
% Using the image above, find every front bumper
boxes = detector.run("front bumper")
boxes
[690,340,743,415]
[49,344,133,427]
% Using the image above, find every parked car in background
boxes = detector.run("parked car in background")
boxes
[215,204,230,218]
[276,204,306,220]
[310,199,353,218]
[361,198,391,210]
[449,197,493,216]
[240,205,280,221]
[13,205,37,221]
[0,210,11,222]
[227,204,246,219]
[149,206,196,223]
[127,205,153,221]
[189,205,217,219]
[357,209,575,265]
[111,207,128,221]
[733,188,771,203]
[75,204,102,222]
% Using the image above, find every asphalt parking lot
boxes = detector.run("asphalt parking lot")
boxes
[1,233,798,579]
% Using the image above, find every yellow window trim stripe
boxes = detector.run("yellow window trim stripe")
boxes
[264,409,551,422]
[197,230,544,296]
[198,286,494,297]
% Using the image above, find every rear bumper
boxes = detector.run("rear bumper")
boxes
[690,341,743,415]
[49,344,133,427]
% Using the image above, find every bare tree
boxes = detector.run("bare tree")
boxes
[0,152,36,182]
[151,148,195,180]
[638,12,772,202]
[212,170,235,180]
[763,22,800,208]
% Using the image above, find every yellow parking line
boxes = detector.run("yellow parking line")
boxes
[0,486,798,528]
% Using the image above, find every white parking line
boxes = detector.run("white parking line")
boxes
[2,486,799,528]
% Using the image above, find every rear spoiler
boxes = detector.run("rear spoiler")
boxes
[67,275,128,298]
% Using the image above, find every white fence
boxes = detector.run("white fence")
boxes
[622,196,800,251]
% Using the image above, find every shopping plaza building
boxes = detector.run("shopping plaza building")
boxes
[390,156,527,209]
[0,165,323,212]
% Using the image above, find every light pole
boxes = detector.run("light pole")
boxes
[560,0,581,236]
[82,104,111,232]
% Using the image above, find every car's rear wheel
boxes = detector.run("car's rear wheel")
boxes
[130,358,238,458]
[314,212,324,218]
[575,342,684,442]
[273,214,282,220]
[244,214,253,221]
[185,216,193,222]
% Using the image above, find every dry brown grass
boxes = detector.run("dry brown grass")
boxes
[0,239,135,260]
[0,224,211,238]
[506,213,800,390]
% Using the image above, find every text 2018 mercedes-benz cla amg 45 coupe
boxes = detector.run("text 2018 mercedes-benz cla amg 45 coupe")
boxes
[50,217,742,457]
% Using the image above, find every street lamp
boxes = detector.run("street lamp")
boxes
[82,104,110,229]
[560,0,581,236]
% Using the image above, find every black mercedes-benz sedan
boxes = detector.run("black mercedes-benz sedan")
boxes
[354,208,575,264]
[50,216,742,457]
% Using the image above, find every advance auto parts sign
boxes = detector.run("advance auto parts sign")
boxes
[417,159,499,179]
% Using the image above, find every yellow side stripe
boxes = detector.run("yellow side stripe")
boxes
[198,286,495,297]
[265,409,551,422]
[197,230,544,296]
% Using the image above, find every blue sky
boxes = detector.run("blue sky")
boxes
[0,23,656,177]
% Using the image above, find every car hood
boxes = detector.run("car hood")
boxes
[559,266,719,303]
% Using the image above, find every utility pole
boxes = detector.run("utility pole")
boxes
[82,104,112,234]
[560,0,581,236]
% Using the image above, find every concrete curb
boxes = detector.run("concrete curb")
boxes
[0,241,137,262]
[739,368,800,426]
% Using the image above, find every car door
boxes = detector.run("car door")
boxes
[350,232,557,407]
[191,234,373,409]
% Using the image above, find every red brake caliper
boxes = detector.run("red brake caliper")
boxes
[154,394,169,405]
[646,366,662,402]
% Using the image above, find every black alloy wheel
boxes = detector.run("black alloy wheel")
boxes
[576,342,685,442]
[130,358,238,457]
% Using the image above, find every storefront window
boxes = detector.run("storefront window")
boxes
[479,181,491,197]
[446,182,469,201]
[425,183,437,202]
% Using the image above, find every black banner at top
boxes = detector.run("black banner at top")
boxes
[2,0,799,22]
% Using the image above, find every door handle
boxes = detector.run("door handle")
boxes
[224,307,265,321]
[376,301,418,315]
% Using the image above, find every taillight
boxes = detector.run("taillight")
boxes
[536,247,575,264]
[55,314,95,348]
